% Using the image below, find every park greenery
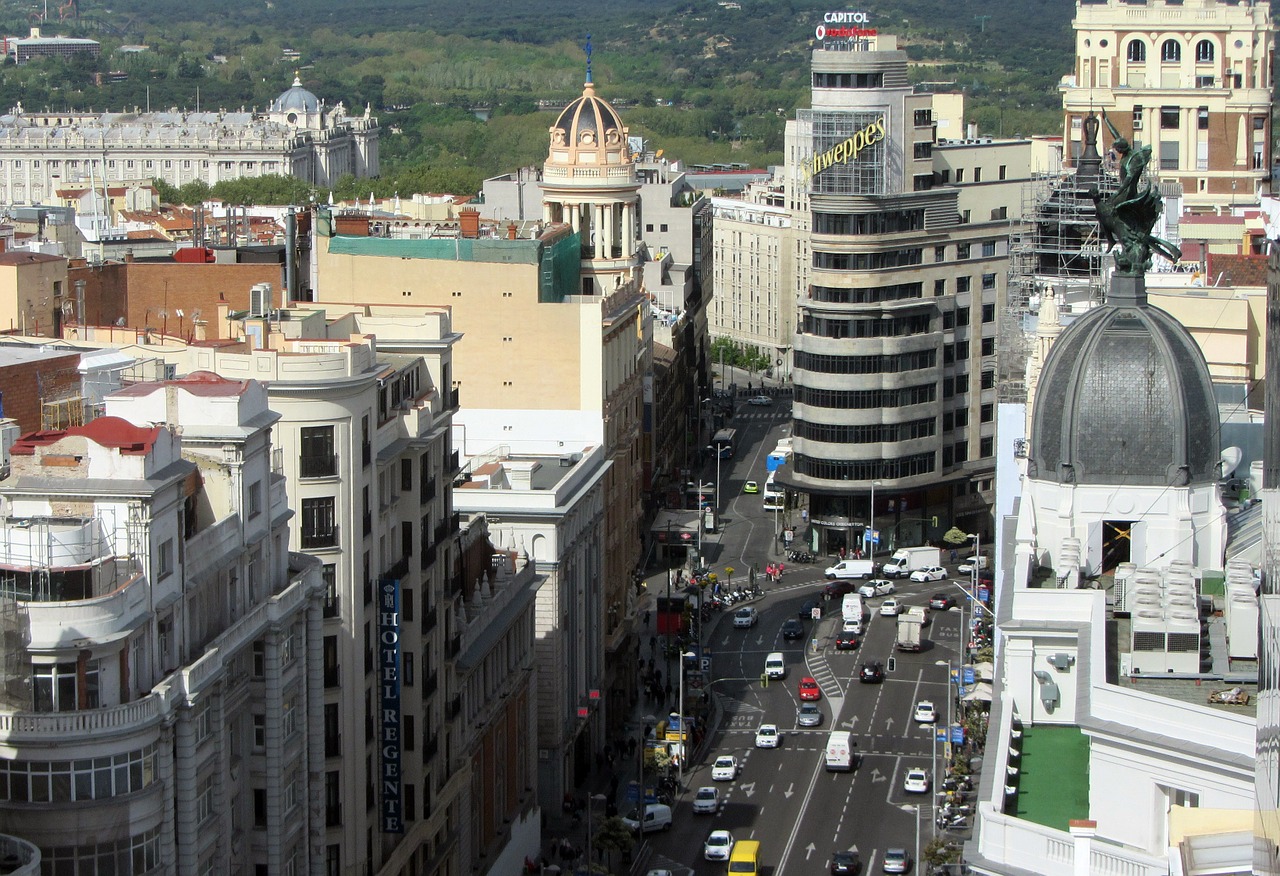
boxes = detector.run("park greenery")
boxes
[0,0,1079,203]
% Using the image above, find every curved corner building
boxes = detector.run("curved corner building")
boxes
[782,31,1007,553]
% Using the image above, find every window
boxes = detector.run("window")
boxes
[956,309,970,327]
[955,168,965,183]
[404,652,415,687]
[956,276,971,294]
[955,341,970,360]
[998,165,1007,180]
[284,778,298,813]
[32,661,97,712]
[1127,40,1146,63]
[1255,116,1267,130]
[990,206,1008,221]
[401,458,413,492]
[645,224,654,232]
[982,303,996,322]
[957,243,971,259]
[981,370,995,390]
[252,642,266,678]
[248,480,262,518]
[1161,40,1181,62]
[1198,107,1209,130]
[934,279,946,296]
[981,403,995,423]
[659,224,668,232]
[322,564,338,618]
[981,274,997,291]
[935,246,946,263]
[302,497,338,548]
[980,436,994,458]
[254,788,267,827]
[253,714,265,749]
[197,775,215,825]
[1159,140,1180,170]
[300,426,337,478]
[156,539,173,580]
[326,776,342,827]
[283,698,297,738]
[1160,107,1179,130]
[1195,75,1215,88]
[1195,39,1214,63]
[982,241,997,257]
[981,337,995,356]
[324,636,339,687]
[973,167,982,183]
[1132,105,1144,131]
[913,142,933,160]
[324,703,341,757]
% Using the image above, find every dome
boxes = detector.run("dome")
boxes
[549,83,627,152]
[1029,281,1219,487]
[273,74,320,114]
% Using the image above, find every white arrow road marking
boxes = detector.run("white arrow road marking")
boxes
[805,843,816,860]
[740,781,756,798]
[871,768,887,783]
[783,782,795,799]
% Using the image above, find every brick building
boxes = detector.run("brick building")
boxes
[0,251,67,337]
[0,346,81,432]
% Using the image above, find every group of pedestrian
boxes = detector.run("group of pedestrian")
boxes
[764,562,786,582]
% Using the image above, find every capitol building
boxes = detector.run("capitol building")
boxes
[0,75,378,205]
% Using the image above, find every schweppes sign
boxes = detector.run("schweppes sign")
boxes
[803,115,886,180]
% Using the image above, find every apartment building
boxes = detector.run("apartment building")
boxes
[0,373,324,874]
[1061,0,1273,213]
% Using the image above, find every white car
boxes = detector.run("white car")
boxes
[903,768,930,794]
[711,755,739,781]
[692,785,719,814]
[704,829,735,861]
[957,556,987,574]
[755,723,782,748]
[879,597,901,617]
[733,606,759,628]
[747,395,773,406]
[859,579,896,598]
[910,565,948,582]
[913,700,937,723]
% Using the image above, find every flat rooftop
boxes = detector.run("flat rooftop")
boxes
[1010,725,1090,830]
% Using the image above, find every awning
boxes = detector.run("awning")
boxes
[961,682,993,703]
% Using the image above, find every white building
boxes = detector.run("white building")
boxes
[0,373,325,874]
[0,75,378,205]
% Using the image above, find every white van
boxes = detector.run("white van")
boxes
[825,730,854,771]
[764,652,786,680]
[621,803,672,833]
[841,593,865,625]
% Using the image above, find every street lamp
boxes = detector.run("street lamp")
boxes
[677,650,696,789]
[898,803,922,870]
[868,480,882,561]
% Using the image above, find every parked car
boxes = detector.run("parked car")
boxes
[798,676,822,701]
[929,593,957,610]
[734,607,759,629]
[903,768,930,794]
[913,700,937,723]
[859,579,896,598]
[882,847,911,874]
[747,395,773,406]
[692,786,720,814]
[704,829,735,861]
[711,755,739,781]
[796,702,823,727]
[743,480,759,494]
[910,565,948,582]
[830,849,862,875]
[755,724,782,748]
[859,661,885,683]
[879,598,901,617]
[781,618,805,640]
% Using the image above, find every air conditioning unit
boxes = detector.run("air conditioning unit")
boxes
[1132,119,1143,131]
[248,282,272,318]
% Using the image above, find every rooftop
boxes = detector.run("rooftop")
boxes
[1010,725,1090,830]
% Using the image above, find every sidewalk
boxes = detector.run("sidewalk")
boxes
[537,567,742,875]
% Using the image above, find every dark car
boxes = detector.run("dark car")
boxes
[859,660,885,683]
[930,593,957,611]
[830,849,862,875]
[823,579,857,598]
[799,599,820,619]
[835,628,859,650]
[781,618,805,640]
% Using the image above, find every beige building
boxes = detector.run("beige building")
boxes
[0,251,66,337]
[1062,0,1272,213]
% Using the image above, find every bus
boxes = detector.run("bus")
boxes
[712,428,737,459]
[762,475,785,512]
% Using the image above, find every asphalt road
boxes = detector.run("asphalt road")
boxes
[645,405,972,876]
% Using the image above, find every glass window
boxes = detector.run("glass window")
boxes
[301,497,338,548]
[1161,107,1180,129]
[1161,40,1181,62]
[300,426,337,478]
[1127,40,1146,63]
[1198,107,1209,130]
[1195,39,1214,63]
[958,243,971,259]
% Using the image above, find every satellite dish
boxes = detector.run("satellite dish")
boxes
[1219,447,1243,478]
[115,317,126,326]
[175,308,184,318]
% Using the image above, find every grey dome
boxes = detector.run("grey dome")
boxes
[1029,294,1219,487]
[554,84,624,144]
[273,74,319,113]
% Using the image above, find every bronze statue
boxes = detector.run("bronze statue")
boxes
[1091,109,1181,275]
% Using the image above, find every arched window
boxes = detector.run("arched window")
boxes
[1127,40,1146,62]
[1195,39,1214,63]
[1161,39,1182,62]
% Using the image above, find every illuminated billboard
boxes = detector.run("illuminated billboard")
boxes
[816,11,877,44]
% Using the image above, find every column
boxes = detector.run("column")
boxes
[595,204,605,254]
[306,590,326,876]
[157,719,178,872]
[602,202,614,258]
[543,200,553,224]
[172,702,199,872]
[622,203,633,258]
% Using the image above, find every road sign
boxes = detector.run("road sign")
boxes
[936,728,948,742]
[700,657,711,672]
[978,585,990,602]
[950,724,965,744]
[963,667,976,685]
[811,607,822,621]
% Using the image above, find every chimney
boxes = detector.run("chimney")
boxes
[967,121,978,139]
[459,208,481,239]
[124,249,135,263]
[506,221,519,240]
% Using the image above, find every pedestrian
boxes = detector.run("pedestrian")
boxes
[648,657,655,672]
[802,508,808,523]
[643,610,650,627]
[649,635,656,652]
[664,682,673,701]
[950,548,959,563]
[839,546,846,560]
[654,669,662,687]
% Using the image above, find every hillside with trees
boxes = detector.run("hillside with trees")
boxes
[0,0,1075,201]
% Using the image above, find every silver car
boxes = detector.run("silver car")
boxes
[796,702,823,727]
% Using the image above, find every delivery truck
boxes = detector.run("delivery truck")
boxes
[841,593,865,624]
[896,606,927,651]
[881,546,942,578]
[825,730,854,771]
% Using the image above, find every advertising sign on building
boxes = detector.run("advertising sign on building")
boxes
[378,576,405,833]
[815,11,877,44]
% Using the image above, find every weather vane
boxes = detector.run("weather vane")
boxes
[585,33,593,84]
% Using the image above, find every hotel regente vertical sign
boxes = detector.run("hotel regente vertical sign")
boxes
[379,576,404,833]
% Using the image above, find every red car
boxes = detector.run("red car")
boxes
[798,676,822,701]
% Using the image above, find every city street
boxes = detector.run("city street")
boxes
[644,403,971,875]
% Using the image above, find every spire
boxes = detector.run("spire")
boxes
[585,33,593,86]
[292,70,302,87]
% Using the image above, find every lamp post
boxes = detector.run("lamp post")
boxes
[677,649,696,789]
[868,480,882,561]
[898,803,922,871]
[584,791,607,874]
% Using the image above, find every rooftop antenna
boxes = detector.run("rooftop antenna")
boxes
[584,33,593,85]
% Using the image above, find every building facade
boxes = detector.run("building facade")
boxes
[0,76,378,205]
[780,33,1025,553]
[1061,0,1273,214]
[0,373,325,874]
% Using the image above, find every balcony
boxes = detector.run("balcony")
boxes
[301,525,339,550]
[446,695,462,720]
[26,567,149,649]
[423,670,438,698]
[299,452,338,479]
[382,556,410,582]
[361,442,372,468]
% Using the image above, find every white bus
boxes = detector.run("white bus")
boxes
[762,475,785,511]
